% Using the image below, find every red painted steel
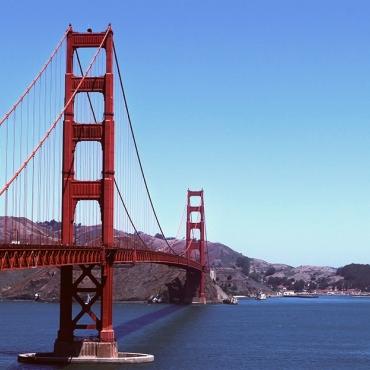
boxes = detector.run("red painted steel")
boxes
[0,26,71,127]
[0,26,210,358]
[0,245,202,271]
[59,26,115,345]
[186,190,207,304]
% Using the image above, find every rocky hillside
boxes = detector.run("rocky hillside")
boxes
[0,264,228,303]
[2,216,365,300]
[0,217,234,302]
[211,258,343,296]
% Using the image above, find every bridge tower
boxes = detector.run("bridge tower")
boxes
[55,26,117,357]
[186,190,207,304]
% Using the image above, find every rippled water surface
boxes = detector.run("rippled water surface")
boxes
[1,296,370,369]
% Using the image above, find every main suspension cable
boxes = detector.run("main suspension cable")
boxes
[0,27,110,197]
[112,41,176,254]
[75,50,98,124]
[114,179,148,249]
[0,26,71,127]
[75,49,148,250]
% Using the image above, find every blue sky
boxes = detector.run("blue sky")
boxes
[1,0,370,266]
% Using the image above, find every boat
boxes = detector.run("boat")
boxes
[222,296,238,304]
[147,293,162,304]
[256,291,267,300]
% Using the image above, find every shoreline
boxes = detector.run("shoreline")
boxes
[0,298,223,304]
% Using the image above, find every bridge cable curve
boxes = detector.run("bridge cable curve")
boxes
[74,49,149,251]
[112,41,177,254]
[0,26,71,127]
[0,27,111,197]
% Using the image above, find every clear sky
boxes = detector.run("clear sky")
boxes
[1,0,370,267]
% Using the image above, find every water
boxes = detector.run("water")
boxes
[1,297,370,369]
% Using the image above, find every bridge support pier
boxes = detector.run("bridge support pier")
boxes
[199,269,207,304]
[51,262,121,360]
[19,255,154,364]
[17,25,154,365]
[186,190,207,304]
[185,269,207,304]
[56,25,121,358]
[53,262,118,358]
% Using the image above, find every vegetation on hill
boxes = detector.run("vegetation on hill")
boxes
[7,217,370,298]
[235,255,251,276]
[336,264,370,291]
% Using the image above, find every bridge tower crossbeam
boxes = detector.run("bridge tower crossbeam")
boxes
[0,24,211,364]
[54,26,117,358]
[186,190,207,304]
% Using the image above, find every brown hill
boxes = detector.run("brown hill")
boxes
[0,217,347,300]
[0,217,232,302]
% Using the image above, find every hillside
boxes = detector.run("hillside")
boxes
[0,217,235,302]
[2,216,368,300]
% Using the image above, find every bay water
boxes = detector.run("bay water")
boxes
[1,296,370,369]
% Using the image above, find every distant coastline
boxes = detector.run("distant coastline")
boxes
[2,218,370,302]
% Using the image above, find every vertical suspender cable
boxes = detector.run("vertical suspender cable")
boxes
[75,49,148,250]
[112,42,176,254]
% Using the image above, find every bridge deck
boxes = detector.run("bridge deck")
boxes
[0,244,202,272]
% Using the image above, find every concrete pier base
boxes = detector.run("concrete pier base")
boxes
[192,296,207,304]
[54,338,119,358]
[18,339,154,364]
[18,351,154,364]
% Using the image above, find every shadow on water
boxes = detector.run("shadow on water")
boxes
[4,303,207,370]
[64,304,207,370]
[6,297,370,370]
[114,304,185,338]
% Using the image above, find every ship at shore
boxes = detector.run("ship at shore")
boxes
[256,291,267,300]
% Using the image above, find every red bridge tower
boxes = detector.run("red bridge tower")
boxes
[55,26,117,357]
[186,190,207,304]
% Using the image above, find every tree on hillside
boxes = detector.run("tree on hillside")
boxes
[317,277,329,289]
[293,279,305,292]
[265,267,276,276]
[337,264,370,291]
[267,276,288,290]
[236,255,251,276]
[249,271,263,283]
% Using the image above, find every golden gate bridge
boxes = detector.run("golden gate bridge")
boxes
[0,25,208,364]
